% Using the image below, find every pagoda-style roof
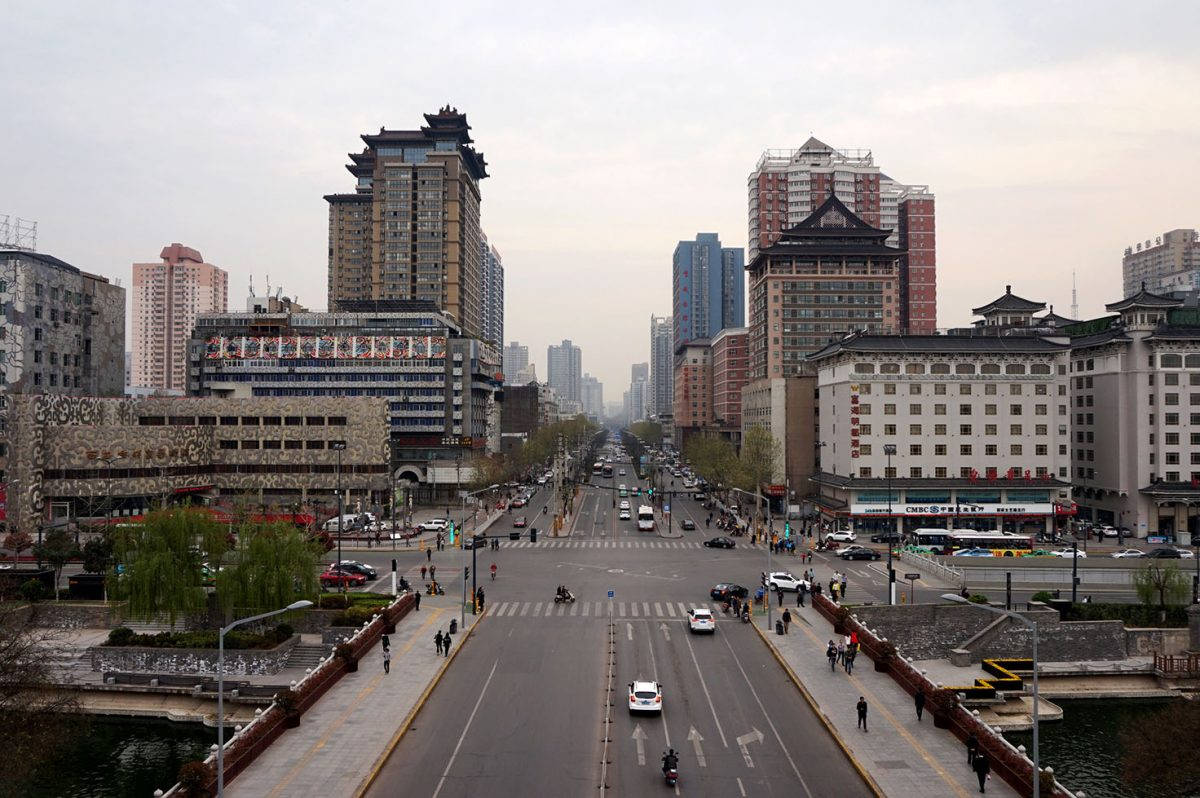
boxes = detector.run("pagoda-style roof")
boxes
[344,108,488,181]
[1105,284,1183,312]
[971,285,1047,316]
[1035,306,1077,328]
[790,193,889,237]
[749,194,901,268]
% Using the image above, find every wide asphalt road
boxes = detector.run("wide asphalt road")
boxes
[365,459,872,797]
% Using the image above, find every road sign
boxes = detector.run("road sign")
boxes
[904,572,921,581]
[664,504,671,513]
[607,590,614,599]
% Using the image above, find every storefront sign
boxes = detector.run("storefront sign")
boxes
[849,503,1056,517]
[86,448,186,461]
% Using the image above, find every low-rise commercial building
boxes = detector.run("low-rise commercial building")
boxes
[711,327,749,442]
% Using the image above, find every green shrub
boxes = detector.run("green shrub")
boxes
[1062,602,1189,628]
[1030,591,1055,604]
[329,605,384,627]
[107,626,135,646]
[102,627,286,649]
[274,622,295,640]
[968,594,989,604]
[19,579,45,603]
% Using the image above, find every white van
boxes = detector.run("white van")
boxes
[323,514,363,533]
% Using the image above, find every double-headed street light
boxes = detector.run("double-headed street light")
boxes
[884,443,897,605]
[218,600,313,797]
[941,593,1040,798]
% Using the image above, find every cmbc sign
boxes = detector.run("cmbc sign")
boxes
[850,503,1055,516]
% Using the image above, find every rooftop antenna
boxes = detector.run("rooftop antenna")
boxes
[0,215,38,252]
[249,275,255,298]
[1070,271,1079,320]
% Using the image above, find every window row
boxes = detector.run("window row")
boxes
[854,362,1054,376]
[217,439,347,451]
[139,415,348,427]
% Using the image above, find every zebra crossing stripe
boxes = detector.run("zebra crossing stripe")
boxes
[642,602,650,616]
[630,602,638,617]
[520,602,531,616]
[665,603,676,617]
[653,602,663,616]
[582,601,591,617]
[533,603,543,617]
[569,602,579,616]
[618,601,626,616]
[677,602,689,616]
[556,604,566,616]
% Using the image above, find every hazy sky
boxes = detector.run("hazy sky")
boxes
[4,1,1199,396]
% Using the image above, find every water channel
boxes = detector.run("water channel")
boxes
[1004,698,1177,798]
[28,716,213,797]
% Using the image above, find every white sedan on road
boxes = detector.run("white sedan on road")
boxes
[687,608,715,633]
[418,518,449,532]
[825,530,857,543]
[1051,548,1087,558]
[628,680,663,714]
[764,571,809,592]
[1110,549,1145,559]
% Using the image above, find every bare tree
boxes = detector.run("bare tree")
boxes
[1132,561,1190,624]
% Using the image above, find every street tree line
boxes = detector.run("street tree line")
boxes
[682,427,782,496]
[468,415,601,489]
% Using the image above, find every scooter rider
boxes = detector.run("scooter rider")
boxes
[662,748,679,775]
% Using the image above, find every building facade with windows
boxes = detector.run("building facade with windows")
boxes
[649,314,673,418]
[547,339,582,404]
[324,107,488,338]
[808,288,1074,536]
[503,341,529,384]
[673,340,712,448]
[747,137,935,333]
[131,243,227,393]
[711,327,748,439]
[672,234,744,352]
[1122,229,1200,298]
[480,234,504,346]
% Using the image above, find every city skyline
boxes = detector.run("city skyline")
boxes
[4,2,1199,393]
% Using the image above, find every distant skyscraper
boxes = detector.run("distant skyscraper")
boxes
[629,377,649,423]
[748,137,935,333]
[481,234,504,345]
[581,374,604,417]
[672,234,745,352]
[547,339,582,404]
[649,315,673,418]
[1123,229,1200,297]
[324,107,488,337]
[132,243,227,392]
[503,342,529,384]
[631,362,649,384]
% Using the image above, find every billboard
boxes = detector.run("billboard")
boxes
[204,335,447,360]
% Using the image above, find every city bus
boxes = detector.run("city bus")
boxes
[947,531,1034,557]
[905,528,952,555]
[602,464,614,478]
[637,505,655,532]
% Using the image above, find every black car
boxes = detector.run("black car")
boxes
[336,561,379,580]
[703,536,735,549]
[869,532,902,544]
[463,534,489,550]
[681,519,696,531]
[710,582,749,600]
[1146,547,1183,558]
[838,546,881,561]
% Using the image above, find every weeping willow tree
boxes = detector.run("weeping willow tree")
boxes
[110,508,215,625]
[214,522,321,620]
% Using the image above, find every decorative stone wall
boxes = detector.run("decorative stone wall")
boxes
[29,601,121,629]
[88,635,299,676]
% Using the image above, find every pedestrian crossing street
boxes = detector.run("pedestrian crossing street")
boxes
[500,539,710,550]
[486,599,740,620]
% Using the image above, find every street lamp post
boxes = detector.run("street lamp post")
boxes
[942,593,1040,798]
[331,442,347,592]
[462,483,498,626]
[884,444,897,605]
[732,486,772,631]
[217,600,313,797]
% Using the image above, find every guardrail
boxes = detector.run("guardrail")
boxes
[1155,653,1200,676]
[902,550,963,586]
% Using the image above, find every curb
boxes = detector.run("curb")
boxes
[751,622,885,798]
[353,608,488,797]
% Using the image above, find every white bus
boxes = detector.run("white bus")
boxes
[637,505,655,532]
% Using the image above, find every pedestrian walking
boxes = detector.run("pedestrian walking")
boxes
[490,562,497,581]
[837,640,846,665]
[827,641,838,672]
[782,608,791,634]
[381,633,390,651]
[429,564,436,582]
[966,731,979,765]
[414,591,421,611]
[831,581,840,602]
[797,583,806,607]
[420,565,427,581]
[443,633,451,658]
[856,696,868,732]
[845,644,857,675]
[840,573,848,598]
[972,750,990,792]
[427,548,432,563]
[915,688,926,721]
[382,646,392,674]
[434,630,444,655]
[476,587,485,612]
[777,587,784,607]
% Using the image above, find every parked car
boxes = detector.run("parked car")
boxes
[825,530,857,543]
[419,518,450,532]
[1095,525,1118,540]
[869,532,902,544]
[710,583,749,601]
[320,568,367,589]
[1110,549,1146,559]
[1177,549,1195,559]
[1146,547,1183,558]
[510,497,527,508]
[336,561,378,580]
[703,536,735,549]
[681,519,696,531]
[837,545,881,561]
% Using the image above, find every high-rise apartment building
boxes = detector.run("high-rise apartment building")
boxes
[581,374,604,418]
[131,243,227,393]
[673,340,712,449]
[503,342,529,384]
[747,194,900,381]
[649,315,673,419]
[631,362,649,385]
[711,327,749,435]
[748,137,935,333]
[325,107,488,338]
[480,234,504,346]
[672,234,744,352]
[1122,229,1200,298]
[547,339,582,404]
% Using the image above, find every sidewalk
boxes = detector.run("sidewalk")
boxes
[226,595,480,798]
[758,600,1019,798]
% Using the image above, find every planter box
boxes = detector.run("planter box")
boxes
[88,635,300,676]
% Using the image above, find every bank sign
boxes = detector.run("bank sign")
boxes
[849,503,1056,517]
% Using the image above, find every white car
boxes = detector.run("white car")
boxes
[1051,549,1087,558]
[1110,549,1145,559]
[1178,549,1196,559]
[687,608,715,633]
[619,469,626,476]
[764,571,809,592]
[1096,525,1118,540]
[826,530,857,543]
[628,680,663,714]
[419,518,449,532]
[619,509,631,521]
[537,476,548,485]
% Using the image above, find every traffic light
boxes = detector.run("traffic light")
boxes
[647,487,654,497]
[784,521,791,540]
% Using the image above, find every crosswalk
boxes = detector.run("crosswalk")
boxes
[487,599,734,620]
[499,539,709,550]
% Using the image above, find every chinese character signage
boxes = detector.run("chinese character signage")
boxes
[205,335,448,360]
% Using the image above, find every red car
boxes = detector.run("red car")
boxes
[513,516,528,528]
[320,568,367,589]
[510,497,527,508]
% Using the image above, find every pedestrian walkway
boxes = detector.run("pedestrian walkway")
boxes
[226,597,480,798]
[487,599,739,621]
[759,602,1019,797]
[494,539,714,549]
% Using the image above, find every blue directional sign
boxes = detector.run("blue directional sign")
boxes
[607,590,614,599]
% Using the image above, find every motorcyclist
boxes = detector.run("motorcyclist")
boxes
[662,748,679,775]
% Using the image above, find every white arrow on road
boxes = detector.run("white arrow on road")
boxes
[659,622,671,641]
[627,622,633,641]
[632,724,647,766]
[687,726,706,767]
[736,728,764,768]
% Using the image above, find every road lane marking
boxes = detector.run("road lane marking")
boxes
[618,601,626,615]
[737,776,747,796]
[665,603,677,617]
[627,622,633,641]
[654,602,663,616]
[682,623,728,748]
[735,728,764,768]
[533,603,542,617]
[720,634,811,797]
[659,622,671,641]
[431,659,499,798]
[687,726,707,767]
[632,724,647,766]
[644,622,671,750]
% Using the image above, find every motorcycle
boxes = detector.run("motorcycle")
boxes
[662,752,679,787]
[426,582,445,596]
[740,607,751,623]
[554,591,576,604]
